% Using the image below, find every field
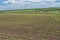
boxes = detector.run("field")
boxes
[0,9,60,40]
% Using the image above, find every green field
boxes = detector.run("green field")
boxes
[0,9,60,40]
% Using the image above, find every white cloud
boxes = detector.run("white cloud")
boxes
[3,0,56,4]
[4,0,22,3]
[2,0,56,7]
[29,0,43,2]
[0,0,60,10]
[28,0,56,2]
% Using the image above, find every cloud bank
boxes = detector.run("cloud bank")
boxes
[0,0,60,10]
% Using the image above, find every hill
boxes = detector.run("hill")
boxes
[0,7,60,40]
[0,7,60,13]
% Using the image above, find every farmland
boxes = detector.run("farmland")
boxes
[0,8,60,40]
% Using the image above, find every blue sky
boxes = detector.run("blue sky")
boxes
[0,0,60,10]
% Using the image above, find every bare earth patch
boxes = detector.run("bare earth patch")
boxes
[0,14,60,40]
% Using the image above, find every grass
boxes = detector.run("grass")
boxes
[0,9,60,40]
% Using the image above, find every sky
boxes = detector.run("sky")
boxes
[0,0,60,10]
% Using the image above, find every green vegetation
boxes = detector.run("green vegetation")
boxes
[0,8,60,40]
